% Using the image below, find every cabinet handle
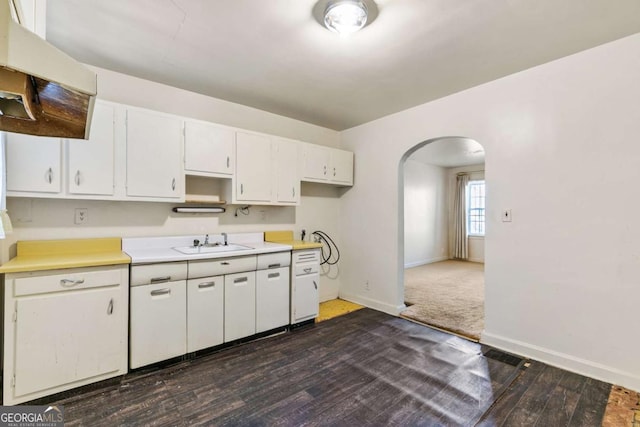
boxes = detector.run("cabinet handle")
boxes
[323,165,327,176]
[240,183,244,194]
[151,288,171,296]
[292,187,295,197]
[107,298,114,315]
[171,178,176,191]
[313,280,318,290]
[226,156,230,168]
[304,267,312,273]
[46,167,53,184]
[150,276,171,284]
[268,263,281,269]
[333,167,336,177]
[234,277,248,284]
[268,272,280,279]
[75,170,81,186]
[60,278,84,287]
[221,261,230,266]
[198,281,217,289]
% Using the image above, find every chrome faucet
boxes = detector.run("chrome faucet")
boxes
[222,232,228,246]
[204,234,210,246]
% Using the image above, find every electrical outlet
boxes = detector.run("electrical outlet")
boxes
[364,280,370,291]
[502,209,512,222]
[74,208,88,225]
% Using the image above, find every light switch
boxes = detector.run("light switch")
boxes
[502,209,512,222]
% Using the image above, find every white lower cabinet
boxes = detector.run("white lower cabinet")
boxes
[291,249,321,324]
[187,276,224,352]
[224,271,256,341]
[256,267,290,333]
[127,250,291,369]
[130,280,187,369]
[292,274,319,323]
[3,265,129,405]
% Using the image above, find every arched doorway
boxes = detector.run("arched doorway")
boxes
[398,136,486,341]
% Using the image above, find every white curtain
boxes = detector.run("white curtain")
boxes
[453,173,469,259]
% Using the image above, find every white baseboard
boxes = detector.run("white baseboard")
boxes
[338,291,406,316]
[404,256,449,269]
[482,331,640,393]
[468,257,484,263]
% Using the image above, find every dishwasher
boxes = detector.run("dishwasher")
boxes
[291,249,320,324]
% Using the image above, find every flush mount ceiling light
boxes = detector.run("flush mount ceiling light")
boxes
[323,0,368,34]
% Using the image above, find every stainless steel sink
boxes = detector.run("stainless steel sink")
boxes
[172,244,253,255]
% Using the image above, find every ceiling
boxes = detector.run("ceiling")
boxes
[47,0,640,131]
[408,137,484,168]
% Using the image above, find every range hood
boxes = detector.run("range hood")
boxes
[0,0,96,139]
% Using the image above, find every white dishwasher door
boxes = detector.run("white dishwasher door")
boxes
[256,267,290,333]
[187,276,224,352]
[224,271,256,342]
[292,273,319,323]
[130,281,186,369]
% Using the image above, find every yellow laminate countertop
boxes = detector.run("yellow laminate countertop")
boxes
[0,238,131,274]
[264,231,323,250]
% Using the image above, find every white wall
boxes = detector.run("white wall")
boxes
[447,165,485,263]
[2,67,344,301]
[338,33,640,391]
[403,160,448,268]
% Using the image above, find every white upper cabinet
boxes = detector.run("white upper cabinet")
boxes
[6,133,62,194]
[184,120,235,177]
[330,149,354,185]
[274,138,300,205]
[302,144,330,181]
[301,144,354,186]
[3,99,352,204]
[234,132,273,203]
[67,102,115,196]
[126,108,184,200]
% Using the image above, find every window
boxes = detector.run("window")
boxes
[467,180,485,236]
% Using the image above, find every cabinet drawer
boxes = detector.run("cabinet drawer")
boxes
[294,263,319,276]
[10,265,124,297]
[257,251,291,270]
[130,262,188,286]
[189,255,256,279]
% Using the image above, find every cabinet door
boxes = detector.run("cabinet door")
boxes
[184,121,234,176]
[130,281,187,369]
[67,102,115,195]
[275,139,300,204]
[224,271,256,341]
[13,286,123,398]
[187,276,224,352]
[256,267,290,333]
[6,133,61,194]
[330,149,354,185]
[235,132,272,202]
[292,273,319,323]
[126,109,183,199]
[301,144,330,181]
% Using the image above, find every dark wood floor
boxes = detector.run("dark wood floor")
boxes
[48,309,610,426]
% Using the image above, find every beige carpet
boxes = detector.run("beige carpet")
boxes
[402,260,484,341]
